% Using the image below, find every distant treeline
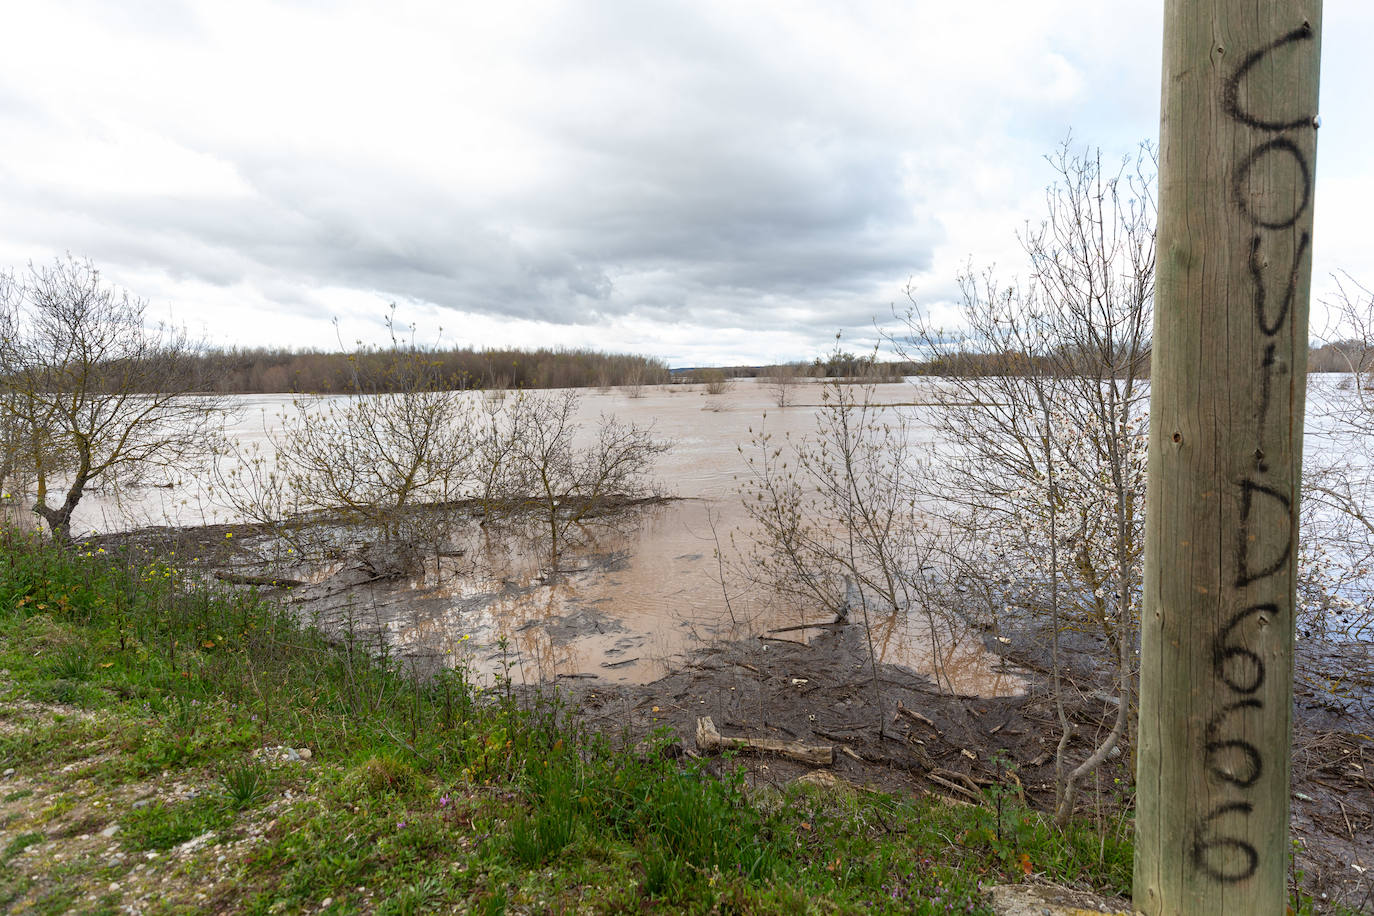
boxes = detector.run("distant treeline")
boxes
[118,340,1372,395]
[1308,340,1370,374]
[699,342,1363,382]
[185,346,671,394]
[907,343,1365,379]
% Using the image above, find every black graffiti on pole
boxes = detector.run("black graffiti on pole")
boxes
[1222,23,1316,132]
[1248,231,1312,335]
[1256,344,1277,466]
[1205,699,1265,787]
[1213,603,1279,694]
[1235,479,1294,588]
[1233,139,1312,230]
[1192,801,1261,883]
[1190,19,1316,886]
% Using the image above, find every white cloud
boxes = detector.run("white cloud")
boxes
[0,0,1366,364]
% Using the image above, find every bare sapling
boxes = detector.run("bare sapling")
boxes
[738,349,945,725]
[1301,273,1374,645]
[697,368,734,396]
[895,140,1155,823]
[767,364,803,408]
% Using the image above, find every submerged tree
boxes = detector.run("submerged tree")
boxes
[479,389,668,571]
[738,361,942,719]
[0,258,229,542]
[216,309,479,551]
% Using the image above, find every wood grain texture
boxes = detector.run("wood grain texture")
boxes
[1136,3,1322,914]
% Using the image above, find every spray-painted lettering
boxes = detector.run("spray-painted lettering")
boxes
[1190,18,1315,885]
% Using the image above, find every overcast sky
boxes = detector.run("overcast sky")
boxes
[1,1,1369,367]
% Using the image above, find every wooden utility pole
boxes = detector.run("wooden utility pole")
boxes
[1136,2,1321,913]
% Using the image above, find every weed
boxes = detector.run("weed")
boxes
[220,762,271,809]
[642,847,691,899]
[379,875,446,916]
[477,888,508,916]
[46,647,93,681]
[348,755,418,798]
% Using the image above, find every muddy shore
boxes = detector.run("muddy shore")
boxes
[90,520,1374,913]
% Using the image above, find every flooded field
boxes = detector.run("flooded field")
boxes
[69,378,1029,696]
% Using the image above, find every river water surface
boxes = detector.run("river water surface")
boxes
[70,379,1027,696]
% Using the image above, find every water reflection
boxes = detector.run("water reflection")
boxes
[385,497,1024,698]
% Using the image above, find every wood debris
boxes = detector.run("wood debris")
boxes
[694,716,833,766]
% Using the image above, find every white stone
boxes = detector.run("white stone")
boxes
[176,831,215,854]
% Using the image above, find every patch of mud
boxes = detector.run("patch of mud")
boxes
[544,620,1373,913]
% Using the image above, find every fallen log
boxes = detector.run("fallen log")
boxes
[768,621,843,635]
[757,635,808,647]
[930,767,984,798]
[694,716,833,766]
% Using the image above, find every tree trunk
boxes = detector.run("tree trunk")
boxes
[1136,4,1321,914]
[35,474,88,544]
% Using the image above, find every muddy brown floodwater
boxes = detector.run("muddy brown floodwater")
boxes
[359,379,1020,696]
[72,378,1023,697]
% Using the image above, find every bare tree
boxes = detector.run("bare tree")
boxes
[766,364,803,408]
[696,368,734,396]
[738,356,948,719]
[621,364,647,399]
[216,310,478,549]
[1302,272,1374,643]
[895,140,1156,823]
[479,389,667,570]
[0,257,229,542]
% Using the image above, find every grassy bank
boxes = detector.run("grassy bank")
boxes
[0,532,1138,914]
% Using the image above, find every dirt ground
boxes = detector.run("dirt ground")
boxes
[557,626,1371,912]
[94,523,1374,914]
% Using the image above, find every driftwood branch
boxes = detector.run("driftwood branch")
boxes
[768,621,844,635]
[694,716,833,766]
[926,771,981,802]
[894,704,937,730]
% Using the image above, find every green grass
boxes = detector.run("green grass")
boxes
[120,795,232,851]
[2,831,45,864]
[0,528,1165,913]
